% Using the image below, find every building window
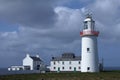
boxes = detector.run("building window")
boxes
[69,61,71,64]
[78,67,81,69]
[87,48,90,52]
[69,67,72,70]
[54,67,56,69]
[62,61,64,65]
[37,65,40,70]
[62,67,64,70]
[53,61,56,65]
[78,61,80,64]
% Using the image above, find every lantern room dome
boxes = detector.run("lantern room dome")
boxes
[84,17,92,22]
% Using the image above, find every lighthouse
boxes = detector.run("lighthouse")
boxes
[80,14,99,72]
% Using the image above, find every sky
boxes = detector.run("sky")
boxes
[0,0,120,68]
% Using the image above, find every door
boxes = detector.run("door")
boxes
[74,67,76,72]
[58,67,60,72]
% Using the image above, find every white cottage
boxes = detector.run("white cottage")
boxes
[23,54,44,70]
[50,53,81,72]
[8,54,46,71]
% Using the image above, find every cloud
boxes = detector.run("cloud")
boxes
[82,0,120,42]
[0,0,58,28]
[0,0,120,67]
[0,6,84,67]
[86,0,120,66]
[0,0,79,29]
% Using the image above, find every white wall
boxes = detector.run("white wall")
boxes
[23,54,46,71]
[23,55,33,70]
[50,60,81,72]
[81,36,99,72]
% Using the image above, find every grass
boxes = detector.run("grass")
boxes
[0,71,120,80]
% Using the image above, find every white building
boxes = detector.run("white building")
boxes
[50,53,81,72]
[80,14,99,72]
[8,66,25,71]
[23,54,44,70]
[8,54,45,71]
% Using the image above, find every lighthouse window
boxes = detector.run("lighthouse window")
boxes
[87,48,90,52]
[69,61,71,64]
[53,61,56,65]
[87,67,90,70]
[84,21,88,29]
[62,61,64,65]
[54,67,56,69]
[78,67,81,69]
[62,67,64,70]
[78,61,80,64]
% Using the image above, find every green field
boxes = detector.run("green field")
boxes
[0,71,120,80]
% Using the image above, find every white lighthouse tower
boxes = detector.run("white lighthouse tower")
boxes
[80,14,99,72]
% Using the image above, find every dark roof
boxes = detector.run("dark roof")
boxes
[30,56,41,61]
[51,53,81,61]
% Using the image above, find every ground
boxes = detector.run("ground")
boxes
[0,71,120,80]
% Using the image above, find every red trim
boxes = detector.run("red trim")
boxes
[80,31,99,36]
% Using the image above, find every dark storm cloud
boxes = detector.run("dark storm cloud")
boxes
[0,0,58,28]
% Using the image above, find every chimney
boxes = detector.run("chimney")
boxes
[26,53,30,57]
[36,54,39,58]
